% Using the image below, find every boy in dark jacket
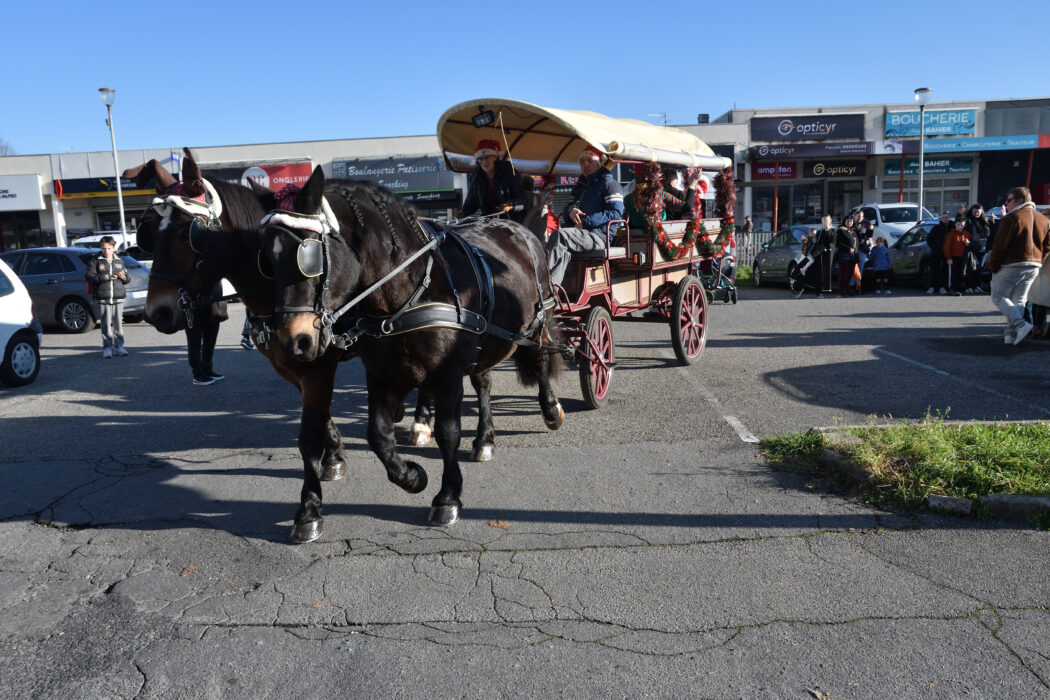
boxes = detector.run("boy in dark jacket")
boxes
[926,211,953,295]
[84,235,127,358]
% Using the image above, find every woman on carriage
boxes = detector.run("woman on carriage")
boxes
[455,139,529,223]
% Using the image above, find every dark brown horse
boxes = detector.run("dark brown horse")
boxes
[257,167,564,536]
[122,151,351,496]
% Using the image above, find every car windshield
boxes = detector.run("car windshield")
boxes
[880,207,920,223]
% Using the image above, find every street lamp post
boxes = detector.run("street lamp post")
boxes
[914,87,932,221]
[98,88,128,250]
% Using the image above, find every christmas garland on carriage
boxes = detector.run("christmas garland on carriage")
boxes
[634,163,736,260]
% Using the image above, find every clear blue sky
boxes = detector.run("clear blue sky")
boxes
[3,0,1046,157]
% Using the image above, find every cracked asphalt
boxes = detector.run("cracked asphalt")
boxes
[1,288,1048,698]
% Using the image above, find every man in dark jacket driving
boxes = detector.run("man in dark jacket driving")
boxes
[545,146,625,287]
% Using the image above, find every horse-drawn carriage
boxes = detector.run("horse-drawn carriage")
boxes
[437,99,736,408]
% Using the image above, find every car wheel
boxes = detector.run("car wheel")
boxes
[0,331,41,387]
[919,260,932,290]
[123,313,143,324]
[58,298,93,333]
[753,263,763,288]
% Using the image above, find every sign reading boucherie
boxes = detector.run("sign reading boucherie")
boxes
[751,115,865,141]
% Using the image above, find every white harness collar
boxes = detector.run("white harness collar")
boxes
[259,196,341,235]
[151,178,223,221]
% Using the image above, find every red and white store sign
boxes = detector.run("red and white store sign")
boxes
[238,163,313,189]
[751,162,797,180]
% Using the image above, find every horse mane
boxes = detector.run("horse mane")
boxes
[325,179,421,251]
[203,177,267,229]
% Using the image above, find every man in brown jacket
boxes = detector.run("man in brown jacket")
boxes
[988,186,1050,344]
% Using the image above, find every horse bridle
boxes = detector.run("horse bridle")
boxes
[138,191,239,327]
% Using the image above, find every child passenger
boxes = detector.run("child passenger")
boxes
[869,236,893,295]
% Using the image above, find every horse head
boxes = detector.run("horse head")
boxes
[256,166,355,361]
[124,148,269,333]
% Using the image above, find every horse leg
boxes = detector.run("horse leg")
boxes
[366,373,428,495]
[409,391,434,447]
[269,355,344,481]
[289,369,335,544]
[469,371,496,462]
[536,347,564,430]
[428,376,466,526]
[320,417,347,481]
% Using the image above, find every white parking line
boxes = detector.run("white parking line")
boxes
[692,380,761,443]
[875,348,1050,416]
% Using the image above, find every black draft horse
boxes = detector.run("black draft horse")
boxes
[256,167,565,536]
[122,151,352,487]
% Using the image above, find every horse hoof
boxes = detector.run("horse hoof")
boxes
[409,422,432,447]
[394,463,428,494]
[321,462,346,481]
[470,443,495,462]
[427,504,460,526]
[544,402,565,430]
[290,519,323,544]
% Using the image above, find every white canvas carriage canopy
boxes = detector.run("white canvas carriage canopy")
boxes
[437,98,732,176]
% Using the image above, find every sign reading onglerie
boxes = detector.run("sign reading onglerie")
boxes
[202,162,313,189]
[884,109,976,138]
[751,115,865,142]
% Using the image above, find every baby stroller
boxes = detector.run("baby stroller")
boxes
[694,238,738,304]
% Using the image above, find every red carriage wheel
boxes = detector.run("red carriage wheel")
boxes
[578,306,613,409]
[670,275,707,365]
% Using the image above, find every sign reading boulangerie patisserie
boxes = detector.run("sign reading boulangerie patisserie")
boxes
[751,115,865,141]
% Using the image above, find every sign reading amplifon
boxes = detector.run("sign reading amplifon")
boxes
[331,156,453,194]
[201,162,314,189]
[751,114,865,142]
[884,109,976,138]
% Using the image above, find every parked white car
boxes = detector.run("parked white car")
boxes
[0,258,43,386]
[849,203,936,244]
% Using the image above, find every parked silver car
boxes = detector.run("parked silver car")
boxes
[0,258,43,386]
[0,248,150,333]
[752,225,818,290]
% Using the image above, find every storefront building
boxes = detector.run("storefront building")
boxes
[1,98,1048,247]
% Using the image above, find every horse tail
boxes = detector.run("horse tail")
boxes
[512,313,564,386]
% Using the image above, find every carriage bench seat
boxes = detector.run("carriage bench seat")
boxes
[576,246,627,259]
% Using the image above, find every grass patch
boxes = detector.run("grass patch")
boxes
[735,265,753,286]
[761,417,1050,515]
[761,430,825,473]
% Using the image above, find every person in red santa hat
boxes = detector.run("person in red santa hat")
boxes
[456,139,528,223]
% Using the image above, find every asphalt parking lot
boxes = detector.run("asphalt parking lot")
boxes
[1,288,1048,698]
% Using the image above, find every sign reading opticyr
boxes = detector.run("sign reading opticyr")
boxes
[751,114,865,141]
[803,159,866,178]
[884,109,976,138]
[0,175,45,211]
[750,142,871,159]
[751,162,797,180]
[884,156,974,177]
[331,156,453,193]
[202,162,313,189]
[53,176,156,200]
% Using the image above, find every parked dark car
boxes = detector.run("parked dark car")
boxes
[752,225,822,290]
[0,248,150,333]
[864,218,990,290]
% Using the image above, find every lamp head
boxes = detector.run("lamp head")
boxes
[98,88,116,107]
[913,87,931,106]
